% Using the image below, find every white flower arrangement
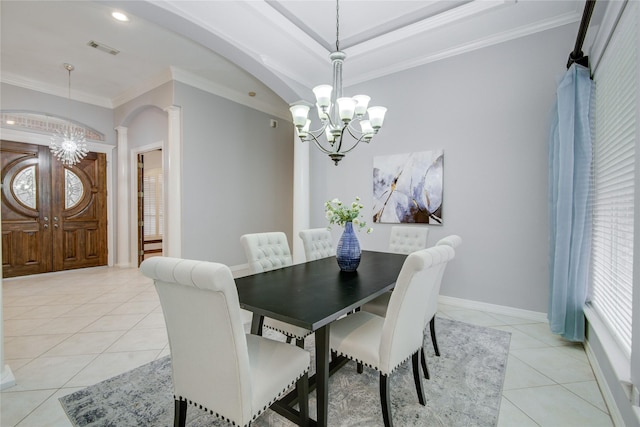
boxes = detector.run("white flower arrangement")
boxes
[325,197,373,233]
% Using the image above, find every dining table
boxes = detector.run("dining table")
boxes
[235,250,407,427]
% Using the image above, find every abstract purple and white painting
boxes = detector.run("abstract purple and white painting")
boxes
[372,150,443,224]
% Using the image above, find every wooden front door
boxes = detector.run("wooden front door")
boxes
[1,140,107,278]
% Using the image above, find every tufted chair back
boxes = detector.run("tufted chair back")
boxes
[388,226,429,254]
[380,245,455,374]
[240,232,293,274]
[299,228,334,261]
[423,235,463,321]
[140,257,253,424]
[436,234,462,249]
[141,256,310,427]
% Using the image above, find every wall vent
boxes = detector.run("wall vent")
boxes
[87,40,120,56]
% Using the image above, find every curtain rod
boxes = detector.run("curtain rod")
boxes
[567,0,597,69]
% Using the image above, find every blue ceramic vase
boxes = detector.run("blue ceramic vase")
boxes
[336,222,361,272]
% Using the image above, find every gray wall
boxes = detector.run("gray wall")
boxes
[174,81,294,265]
[309,23,578,313]
[127,106,168,149]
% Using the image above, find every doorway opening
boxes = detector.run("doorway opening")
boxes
[137,149,163,266]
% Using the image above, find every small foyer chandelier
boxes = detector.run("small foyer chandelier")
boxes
[289,0,387,165]
[50,63,88,166]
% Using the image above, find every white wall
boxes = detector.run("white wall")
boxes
[309,23,578,313]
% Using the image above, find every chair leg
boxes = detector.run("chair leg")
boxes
[295,338,305,348]
[174,398,187,427]
[357,362,363,374]
[297,372,310,426]
[379,373,393,427]
[430,316,440,357]
[286,336,293,344]
[420,347,429,380]
[412,352,426,406]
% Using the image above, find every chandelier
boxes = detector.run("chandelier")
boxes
[289,0,387,165]
[50,63,88,166]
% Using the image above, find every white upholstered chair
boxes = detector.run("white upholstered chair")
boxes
[329,245,455,427]
[361,234,462,379]
[299,228,334,261]
[358,225,429,345]
[140,257,310,427]
[388,225,429,255]
[240,232,313,347]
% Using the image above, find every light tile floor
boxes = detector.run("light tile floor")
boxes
[1,266,614,426]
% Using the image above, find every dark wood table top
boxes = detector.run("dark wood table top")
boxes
[235,250,407,331]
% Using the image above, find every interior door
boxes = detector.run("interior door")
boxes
[137,153,144,267]
[1,140,107,277]
[1,141,53,276]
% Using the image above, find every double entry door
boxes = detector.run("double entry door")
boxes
[1,140,107,278]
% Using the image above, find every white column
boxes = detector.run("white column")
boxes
[292,135,310,264]
[115,126,130,267]
[164,106,182,258]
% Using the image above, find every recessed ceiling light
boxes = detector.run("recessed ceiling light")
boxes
[6,120,15,125]
[112,11,129,22]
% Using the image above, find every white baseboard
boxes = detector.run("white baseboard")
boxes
[1,365,16,390]
[438,295,548,323]
[230,263,250,278]
[584,341,626,427]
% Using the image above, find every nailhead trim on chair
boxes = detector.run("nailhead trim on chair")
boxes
[174,369,308,427]
[263,324,313,340]
[331,347,422,375]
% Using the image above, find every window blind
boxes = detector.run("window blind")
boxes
[143,169,164,238]
[589,0,637,356]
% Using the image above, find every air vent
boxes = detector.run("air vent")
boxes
[87,40,120,56]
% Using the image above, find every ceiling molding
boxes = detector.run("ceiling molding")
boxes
[247,1,330,60]
[169,68,291,121]
[111,69,173,108]
[1,73,113,108]
[347,0,514,59]
[344,8,584,88]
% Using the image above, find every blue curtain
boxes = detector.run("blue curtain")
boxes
[548,63,593,342]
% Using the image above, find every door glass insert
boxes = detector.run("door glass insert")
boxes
[12,165,37,209]
[65,169,83,209]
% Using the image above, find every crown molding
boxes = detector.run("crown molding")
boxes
[347,0,514,59]
[111,68,173,108]
[1,73,112,108]
[345,9,583,88]
[169,68,291,121]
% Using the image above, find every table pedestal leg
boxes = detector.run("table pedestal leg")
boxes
[315,325,330,427]
[250,313,264,335]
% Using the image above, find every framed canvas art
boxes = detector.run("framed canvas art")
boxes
[372,149,443,224]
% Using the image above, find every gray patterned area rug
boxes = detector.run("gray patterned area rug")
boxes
[60,318,510,426]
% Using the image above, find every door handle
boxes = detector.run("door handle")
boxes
[54,224,59,229]
[44,224,48,229]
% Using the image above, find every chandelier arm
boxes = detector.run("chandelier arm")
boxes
[345,121,366,137]
[307,121,330,136]
[304,132,335,155]
[338,131,368,154]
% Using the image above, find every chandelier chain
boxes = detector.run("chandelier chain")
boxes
[335,0,340,52]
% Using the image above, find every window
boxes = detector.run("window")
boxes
[589,1,636,356]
